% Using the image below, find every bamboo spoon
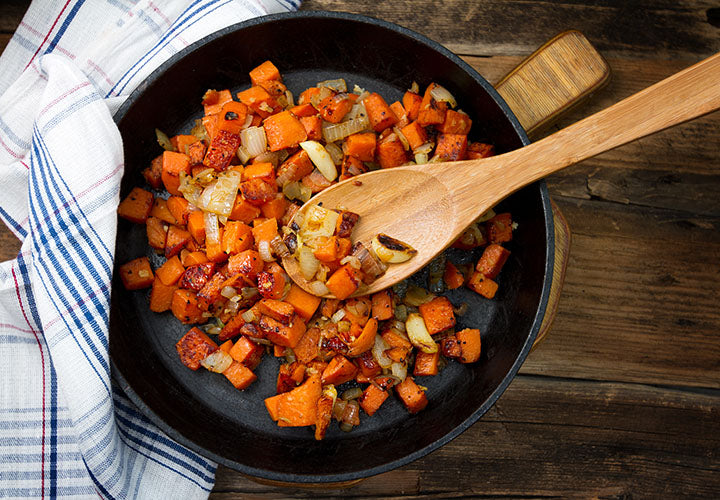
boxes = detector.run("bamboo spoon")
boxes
[283,52,720,298]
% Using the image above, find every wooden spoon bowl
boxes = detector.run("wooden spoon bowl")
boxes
[284,52,720,297]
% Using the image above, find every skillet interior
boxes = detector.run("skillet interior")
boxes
[110,11,553,482]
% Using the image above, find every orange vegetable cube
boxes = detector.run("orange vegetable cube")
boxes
[223,361,257,390]
[486,213,513,244]
[155,255,185,286]
[434,133,467,161]
[417,83,447,127]
[284,284,321,322]
[257,299,295,325]
[227,249,263,280]
[161,151,191,196]
[456,328,482,363]
[400,121,428,150]
[395,376,428,414]
[476,243,511,279]
[237,85,280,117]
[117,187,154,224]
[149,198,177,224]
[249,60,281,86]
[438,109,472,135]
[443,261,465,289]
[467,142,495,159]
[263,110,307,151]
[467,271,499,299]
[318,93,354,123]
[176,327,218,370]
[243,162,275,183]
[165,225,191,258]
[240,178,278,206]
[142,155,163,189]
[344,132,376,162]
[377,134,407,169]
[146,216,167,251]
[166,196,191,225]
[363,92,398,132]
[229,195,262,223]
[171,289,206,324]
[222,221,254,255]
[370,291,394,321]
[418,296,456,335]
[325,264,362,300]
[251,217,277,244]
[203,129,241,171]
[202,89,233,115]
[217,101,249,135]
[228,336,264,370]
[272,374,322,427]
[293,326,321,364]
[149,277,178,313]
[402,91,422,121]
[259,314,306,348]
[118,257,154,290]
[359,383,389,416]
[321,354,358,385]
[413,351,440,376]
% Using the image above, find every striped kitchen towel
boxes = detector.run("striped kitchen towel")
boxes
[0,1,299,498]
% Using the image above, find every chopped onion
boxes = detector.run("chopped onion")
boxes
[453,302,469,316]
[342,400,360,425]
[339,255,362,269]
[408,81,419,93]
[415,152,429,164]
[371,233,417,263]
[391,362,408,381]
[315,264,329,282]
[282,181,312,203]
[284,348,296,364]
[322,117,368,143]
[224,299,240,316]
[190,119,209,143]
[285,90,295,108]
[200,350,233,373]
[300,141,337,181]
[403,285,435,307]
[393,126,410,150]
[155,128,175,151]
[406,313,438,354]
[204,212,220,246]
[414,142,434,155]
[325,142,343,166]
[372,335,392,369]
[309,281,330,296]
[254,149,288,167]
[241,309,257,323]
[270,235,291,258]
[298,205,339,242]
[220,286,237,299]
[298,246,320,280]
[198,171,241,216]
[337,320,351,333]
[394,304,408,322]
[317,78,347,92]
[331,309,346,323]
[193,167,216,184]
[339,422,353,433]
[476,208,496,223]
[430,84,457,108]
[248,336,273,346]
[351,242,387,283]
[341,387,363,401]
[241,287,259,301]
[236,145,251,164]
[240,126,267,158]
[309,86,333,107]
[178,172,203,205]
[333,399,348,421]
[258,240,274,262]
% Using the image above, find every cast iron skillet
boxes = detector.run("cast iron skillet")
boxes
[110,11,554,483]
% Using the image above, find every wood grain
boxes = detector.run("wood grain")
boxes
[211,376,720,498]
[286,52,720,296]
[495,30,610,137]
[0,1,718,496]
[301,0,720,59]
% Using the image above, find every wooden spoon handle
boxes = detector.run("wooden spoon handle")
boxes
[445,52,720,218]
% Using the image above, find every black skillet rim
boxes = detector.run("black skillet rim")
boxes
[111,10,555,483]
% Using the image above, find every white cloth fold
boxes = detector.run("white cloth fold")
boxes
[0,1,298,498]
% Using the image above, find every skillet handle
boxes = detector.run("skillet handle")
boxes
[495,30,610,138]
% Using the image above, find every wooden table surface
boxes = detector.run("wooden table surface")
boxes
[2,1,719,498]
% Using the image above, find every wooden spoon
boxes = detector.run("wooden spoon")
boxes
[283,52,720,298]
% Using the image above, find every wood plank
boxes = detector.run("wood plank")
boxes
[521,197,720,388]
[211,376,720,498]
[0,0,27,33]
[301,0,720,59]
